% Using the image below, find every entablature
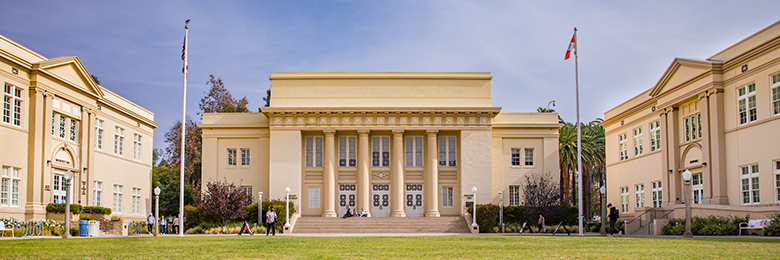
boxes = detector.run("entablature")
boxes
[261,107,501,130]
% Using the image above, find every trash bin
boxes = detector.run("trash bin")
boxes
[88,221,99,237]
[79,220,88,237]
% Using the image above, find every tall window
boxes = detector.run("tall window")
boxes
[650,121,661,152]
[774,161,780,203]
[620,187,629,213]
[69,118,77,141]
[651,181,662,208]
[308,187,320,209]
[1,167,21,207]
[2,83,23,127]
[59,115,66,138]
[684,114,701,142]
[133,134,142,161]
[93,181,102,207]
[372,136,390,167]
[635,184,645,208]
[305,136,324,167]
[113,185,123,214]
[772,73,780,116]
[114,127,124,156]
[438,136,457,167]
[524,148,534,166]
[405,136,423,167]
[53,174,62,203]
[442,187,453,208]
[619,133,628,161]
[227,149,237,166]
[737,83,757,125]
[692,173,703,204]
[95,119,104,150]
[509,186,521,206]
[741,165,760,205]
[633,127,643,156]
[132,188,141,215]
[241,149,250,166]
[511,148,521,166]
[339,136,357,167]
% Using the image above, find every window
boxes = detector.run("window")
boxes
[227,149,237,166]
[619,133,628,161]
[405,136,423,167]
[683,114,701,142]
[93,181,102,207]
[338,136,357,167]
[114,127,124,156]
[652,181,662,208]
[69,118,77,141]
[241,186,252,198]
[524,148,534,166]
[51,112,55,136]
[53,174,62,204]
[308,187,320,209]
[59,115,66,138]
[773,73,780,116]
[372,136,390,167]
[113,185,123,214]
[650,121,661,152]
[241,149,250,166]
[775,161,780,203]
[96,119,104,150]
[737,83,757,125]
[741,165,760,204]
[620,187,629,213]
[633,127,643,156]
[438,136,457,167]
[132,188,141,215]
[442,187,453,208]
[133,134,142,161]
[511,148,521,166]
[692,174,703,204]
[509,186,521,206]
[3,83,23,127]
[1,167,21,207]
[305,136,324,167]
[635,184,645,208]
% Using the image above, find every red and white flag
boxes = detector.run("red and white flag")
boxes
[182,20,190,77]
[565,31,576,60]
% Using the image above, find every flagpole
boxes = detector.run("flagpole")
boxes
[179,19,189,236]
[574,27,583,235]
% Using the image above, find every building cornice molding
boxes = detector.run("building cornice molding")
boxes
[269,72,493,80]
[262,108,500,129]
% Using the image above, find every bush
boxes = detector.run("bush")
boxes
[79,215,93,220]
[467,204,579,233]
[45,203,83,214]
[184,205,209,230]
[83,206,111,215]
[662,215,747,236]
[585,222,601,232]
[110,215,123,222]
[762,213,780,236]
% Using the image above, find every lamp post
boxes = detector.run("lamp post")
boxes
[471,187,478,229]
[600,186,606,236]
[682,169,693,238]
[62,170,74,238]
[498,191,504,233]
[154,186,161,237]
[547,100,556,111]
[284,187,291,228]
[258,191,263,226]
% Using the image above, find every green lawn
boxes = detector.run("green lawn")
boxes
[2,235,779,259]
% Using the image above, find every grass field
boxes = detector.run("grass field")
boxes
[1,235,779,259]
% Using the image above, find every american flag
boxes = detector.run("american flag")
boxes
[182,20,189,75]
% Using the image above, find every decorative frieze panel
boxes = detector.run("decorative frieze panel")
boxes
[266,111,496,128]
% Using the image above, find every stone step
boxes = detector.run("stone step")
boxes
[292,216,470,234]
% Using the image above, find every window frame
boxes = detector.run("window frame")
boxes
[524,148,534,167]
[442,186,454,208]
[650,121,661,152]
[1,167,21,207]
[737,83,757,125]
[132,187,141,215]
[308,186,320,209]
[633,127,643,156]
[241,148,250,166]
[772,73,780,117]
[113,184,123,214]
[635,184,645,208]
[509,185,521,206]
[740,164,760,205]
[438,136,457,167]
[133,134,142,161]
[2,83,23,127]
[338,136,357,168]
[96,119,104,150]
[93,181,102,207]
[651,181,662,208]
[114,126,124,156]
[510,148,521,166]
[774,160,780,203]
[371,136,390,167]
[692,173,703,204]
[405,136,424,168]
[227,148,237,167]
[619,133,628,161]
[305,136,324,168]
[620,187,629,213]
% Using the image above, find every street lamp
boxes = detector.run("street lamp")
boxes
[600,186,606,236]
[547,100,556,110]
[258,191,263,226]
[284,187,291,228]
[498,191,504,233]
[682,169,693,238]
[62,170,74,238]
[471,187,478,229]
[154,186,161,237]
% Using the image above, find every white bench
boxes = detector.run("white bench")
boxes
[739,219,772,236]
[0,221,14,237]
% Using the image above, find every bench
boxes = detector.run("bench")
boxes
[739,219,772,236]
[0,221,14,237]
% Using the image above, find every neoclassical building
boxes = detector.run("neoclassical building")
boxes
[0,34,157,221]
[603,21,780,222]
[200,72,560,218]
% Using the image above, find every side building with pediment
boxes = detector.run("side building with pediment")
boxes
[0,34,157,222]
[200,72,560,219]
[603,20,780,233]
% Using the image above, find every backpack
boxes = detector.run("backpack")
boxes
[610,207,619,219]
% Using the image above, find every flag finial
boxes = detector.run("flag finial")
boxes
[185,19,190,29]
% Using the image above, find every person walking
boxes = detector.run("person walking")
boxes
[160,215,167,234]
[173,216,181,234]
[608,203,620,237]
[537,215,546,233]
[266,206,277,236]
[146,213,155,235]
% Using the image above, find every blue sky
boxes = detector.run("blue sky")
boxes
[1,1,777,150]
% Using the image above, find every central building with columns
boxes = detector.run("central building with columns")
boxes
[200,72,560,218]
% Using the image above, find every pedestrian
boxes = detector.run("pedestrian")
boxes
[173,216,180,234]
[608,203,620,237]
[167,215,174,233]
[146,213,155,235]
[266,206,277,236]
[160,215,167,234]
[537,214,545,233]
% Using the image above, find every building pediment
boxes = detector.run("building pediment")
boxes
[649,58,721,98]
[33,56,104,99]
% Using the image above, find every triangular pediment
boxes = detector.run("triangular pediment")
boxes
[649,58,719,97]
[35,56,104,99]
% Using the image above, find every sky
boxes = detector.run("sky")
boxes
[1,1,778,151]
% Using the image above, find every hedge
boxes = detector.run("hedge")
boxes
[45,203,82,214]
[83,206,112,215]
[662,215,748,236]
[467,204,578,233]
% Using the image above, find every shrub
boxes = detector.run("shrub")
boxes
[585,222,601,232]
[259,199,296,228]
[184,205,209,230]
[69,226,78,236]
[83,206,111,215]
[79,215,93,220]
[110,215,123,222]
[662,215,747,236]
[761,213,780,236]
[45,203,83,214]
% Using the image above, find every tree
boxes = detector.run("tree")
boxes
[91,74,100,85]
[163,116,202,191]
[522,171,566,223]
[198,179,252,228]
[199,75,249,114]
[152,165,196,216]
[259,89,271,112]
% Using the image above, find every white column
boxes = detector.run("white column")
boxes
[425,130,440,217]
[358,130,371,217]
[391,130,406,217]
[323,130,337,217]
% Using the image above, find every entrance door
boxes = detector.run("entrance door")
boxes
[338,184,356,217]
[405,184,424,217]
[371,184,390,217]
[52,169,71,204]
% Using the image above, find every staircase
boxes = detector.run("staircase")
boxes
[292,216,470,234]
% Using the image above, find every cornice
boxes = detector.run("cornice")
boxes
[722,34,780,71]
[0,48,33,69]
[261,107,502,114]
[266,111,497,129]
[98,99,159,128]
[269,72,492,80]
